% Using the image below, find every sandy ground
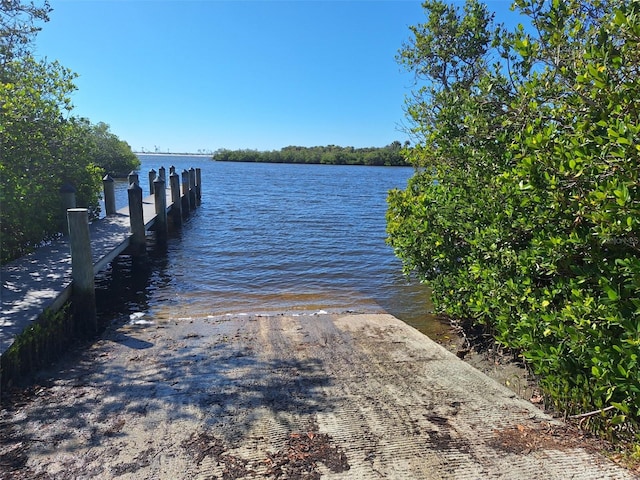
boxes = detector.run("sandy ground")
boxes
[0,313,636,479]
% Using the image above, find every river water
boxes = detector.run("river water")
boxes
[95,154,439,334]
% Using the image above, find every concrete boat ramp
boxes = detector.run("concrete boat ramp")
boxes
[0,312,634,479]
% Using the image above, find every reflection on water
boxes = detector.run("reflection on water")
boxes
[95,155,440,335]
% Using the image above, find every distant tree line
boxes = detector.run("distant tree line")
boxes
[1,1,140,264]
[212,142,411,166]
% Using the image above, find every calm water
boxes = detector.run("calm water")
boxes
[96,155,439,334]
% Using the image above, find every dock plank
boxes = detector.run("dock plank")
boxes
[0,190,174,356]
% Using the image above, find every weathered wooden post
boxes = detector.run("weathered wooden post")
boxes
[195,168,202,206]
[169,165,176,175]
[159,166,166,182]
[128,171,139,186]
[189,167,197,209]
[127,182,146,255]
[103,175,116,215]
[153,176,167,241]
[60,183,76,234]
[67,208,97,336]
[170,171,183,227]
[181,169,191,215]
[148,169,156,195]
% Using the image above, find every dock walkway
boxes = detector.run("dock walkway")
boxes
[0,189,173,357]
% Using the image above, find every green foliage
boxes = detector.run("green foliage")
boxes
[0,1,137,263]
[213,142,410,166]
[0,55,102,263]
[87,121,140,177]
[388,0,640,441]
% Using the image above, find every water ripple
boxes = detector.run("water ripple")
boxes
[96,156,436,332]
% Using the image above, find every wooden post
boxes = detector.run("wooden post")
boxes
[67,208,97,336]
[170,171,182,227]
[128,171,139,186]
[60,183,76,234]
[127,182,146,255]
[159,166,166,182]
[103,175,116,215]
[153,176,167,241]
[195,168,202,206]
[189,167,196,209]
[169,165,176,175]
[181,169,191,215]
[148,169,156,195]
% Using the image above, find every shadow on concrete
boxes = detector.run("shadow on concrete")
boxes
[0,316,337,457]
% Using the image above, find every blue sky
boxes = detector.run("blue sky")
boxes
[36,1,523,153]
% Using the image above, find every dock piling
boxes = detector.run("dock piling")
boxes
[153,176,168,240]
[169,172,183,227]
[67,208,97,336]
[195,168,202,206]
[103,175,116,215]
[128,171,139,186]
[181,169,191,215]
[148,169,156,195]
[189,167,196,210]
[127,182,146,255]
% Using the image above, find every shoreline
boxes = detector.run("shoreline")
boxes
[135,152,212,157]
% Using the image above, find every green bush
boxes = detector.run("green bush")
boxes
[88,121,140,177]
[387,0,640,441]
[0,56,103,263]
[0,1,139,263]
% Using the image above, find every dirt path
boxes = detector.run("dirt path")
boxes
[0,313,636,479]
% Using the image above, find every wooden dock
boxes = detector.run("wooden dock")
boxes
[0,164,202,370]
[0,189,174,357]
